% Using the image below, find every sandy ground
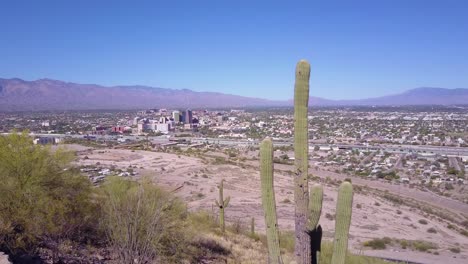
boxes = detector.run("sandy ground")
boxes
[73,147,468,264]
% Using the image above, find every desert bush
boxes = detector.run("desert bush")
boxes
[418,219,428,225]
[325,213,335,220]
[427,227,437,233]
[461,220,468,229]
[363,237,392,250]
[0,132,98,255]
[99,177,188,263]
[278,231,295,253]
[412,240,437,252]
[460,229,468,237]
[449,247,461,253]
[320,241,397,264]
[228,219,246,235]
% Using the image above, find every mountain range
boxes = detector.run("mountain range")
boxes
[0,78,467,111]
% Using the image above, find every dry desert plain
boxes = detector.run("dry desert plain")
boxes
[68,144,468,264]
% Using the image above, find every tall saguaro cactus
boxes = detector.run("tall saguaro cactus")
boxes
[215,179,230,233]
[294,60,311,263]
[331,182,353,264]
[260,59,354,264]
[260,138,283,264]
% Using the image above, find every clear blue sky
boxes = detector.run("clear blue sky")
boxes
[1,0,467,100]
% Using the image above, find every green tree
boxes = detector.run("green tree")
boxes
[0,131,96,254]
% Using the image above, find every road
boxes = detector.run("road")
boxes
[3,132,468,156]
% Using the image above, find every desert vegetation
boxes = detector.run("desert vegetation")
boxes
[0,132,410,263]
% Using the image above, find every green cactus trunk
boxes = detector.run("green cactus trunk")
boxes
[293,60,311,264]
[331,182,353,264]
[251,217,255,236]
[215,179,230,233]
[260,138,283,264]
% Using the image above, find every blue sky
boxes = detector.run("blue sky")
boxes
[1,0,467,100]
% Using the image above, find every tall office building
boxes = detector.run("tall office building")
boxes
[172,111,180,123]
[185,109,193,124]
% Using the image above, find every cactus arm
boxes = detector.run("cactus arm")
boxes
[219,179,224,204]
[293,59,311,264]
[330,182,353,264]
[224,196,230,208]
[260,138,283,264]
[216,179,227,233]
[308,184,323,230]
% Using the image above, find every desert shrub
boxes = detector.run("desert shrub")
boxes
[399,240,408,249]
[325,213,335,220]
[460,229,468,237]
[461,220,468,229]
[99,177,188,263]
[279,231,295,253]
[427,227,437,233]
[0,132,98,254]
[418,219,428,225]
[374,202,381,206]
[228,219,246,234]
[320,241,396,264]
[449,247,461,253]
[356,203,362,209]
[412,240,437,252]
[363,238,391,249]
[187,211,218,233]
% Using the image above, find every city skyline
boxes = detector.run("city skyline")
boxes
[1,1,467,100]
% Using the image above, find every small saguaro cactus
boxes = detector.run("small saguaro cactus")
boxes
[251,217,255,236]
[215,179,230,233]
[260,138,283,264]
[331,182,353,264]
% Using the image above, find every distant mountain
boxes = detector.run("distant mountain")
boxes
[0,78,286,111]
[0,78,466,111]
[322,87,468,106]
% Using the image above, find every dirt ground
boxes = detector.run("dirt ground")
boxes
[72,146,468,264]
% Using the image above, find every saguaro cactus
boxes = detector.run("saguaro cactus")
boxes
[260,138,283,264]
[331,182,353,264]
[215,179,230,233]
[260,60,354,264]
[294,59,311,263]
[251,217,255,236]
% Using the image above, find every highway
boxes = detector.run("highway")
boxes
[3,132,468,157]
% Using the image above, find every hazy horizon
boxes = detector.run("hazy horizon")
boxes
[1,1,467,100]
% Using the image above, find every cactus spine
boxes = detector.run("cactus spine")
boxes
[215,179,230,233]
[260,138,283,264]
[294,60,311,263]
[331,182,353,264]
